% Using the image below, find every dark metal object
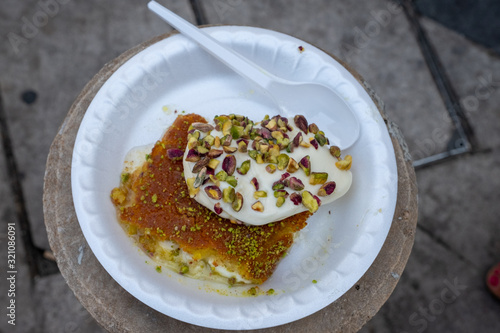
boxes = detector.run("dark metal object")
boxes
[400,0,477,169]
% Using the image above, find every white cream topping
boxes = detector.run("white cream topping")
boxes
[183,116,352,226]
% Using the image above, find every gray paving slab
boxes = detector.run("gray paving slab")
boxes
[0,142,37,332]
[361,229,500,333]
[0,0,195,250]
[33,273,106,333]
[199,0,455,161]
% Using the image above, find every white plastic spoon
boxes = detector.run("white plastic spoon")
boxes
[148,1,360,149]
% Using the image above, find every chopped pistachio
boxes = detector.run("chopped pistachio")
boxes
[223,186,236,203]
[230,125,244,139]
[302,191,319,213]
[226,176,238,187]
[221,134,232,146]
[277,153,290,171]
[265,164,277,174]
[308,123,319,134]
[185,149,200,162]
[187,136,198,149]
[222,155,236,175]
[248,150,258,160]
[166,148,184,160]
[238,140,248,153]
[237,159,251,175]
[309,172,328,185]
[208,149,223,159]
[272,181,285,190]
[216,170,228,181]
[214,202,223,214]
[314,132,327,146]
[318,181,336,196]
[251,177,259,191]
[276,196,286,207]
[214,136,221,148]
[192,156,210,173]
[259,143,269,154]
[186,177,199,198]
[222,120,232,136]
[203,134,215,146]
[298,155,311,176]
[196,145,209,154]
[294,115,309,134]
[286,157,299,173]
[254,191,267,199]
[193,167,208,188]
[209,174,220,186]
[266,118,278,131]
[205,185,222,200]
[223,146,237,154]
[191,122,214,132]
[335,155,352,170]
[274,190,289,198]
[251,201,264,212]
[329,145,341,158]
[207,159,220,169]
[232,192,244,212]
[255,153,264,164]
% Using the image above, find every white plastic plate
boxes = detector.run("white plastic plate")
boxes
[71,26,397,330]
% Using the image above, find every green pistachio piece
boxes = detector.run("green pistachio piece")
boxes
[248,150,258,160]
[265,164,277,174]
[308,123,319,134]
[329,145,341,158]
[271,131,284,140]
[222,121,232,136]
[226,176,238,187]
[299,155,311,176]
[309,172,328,185]
[216,170,228,181]
[315,133,327,146]
[230,125,245,139]
[207,159,220,169]
[196,146,209,154]
[251,201,264,212]
[277,153,290,171]
[187,130,200,140]
[276,196,286,207]
[237,160,251,175]
[232,192,244,212]
[286,157,299,173]
[222,186,236,203]
[253,191,267,199]
[203,134,215,146]
[238,140,248,153]
[302,191,319,213]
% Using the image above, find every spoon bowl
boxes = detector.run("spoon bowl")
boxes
[148,1,360,149]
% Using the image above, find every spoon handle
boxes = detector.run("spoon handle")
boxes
[148,1,274,91]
